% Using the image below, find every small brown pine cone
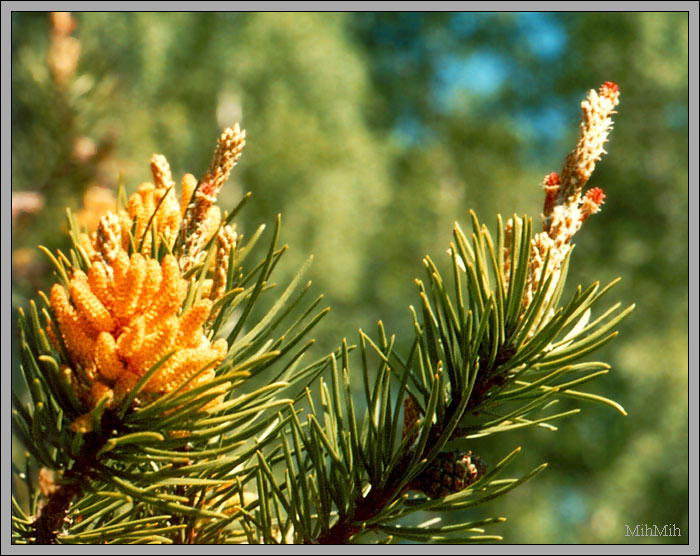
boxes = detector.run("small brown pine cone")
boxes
[411,450,487,500]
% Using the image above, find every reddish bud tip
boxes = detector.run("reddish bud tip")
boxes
[199,180,216,196]
[543,172,560,187]
[585,187,606,205]
[600,81,619,96]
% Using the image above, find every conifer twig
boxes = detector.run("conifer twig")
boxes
[30,418,114,544]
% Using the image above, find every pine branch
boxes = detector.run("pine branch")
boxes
[13,82,632,545]
[30,419,113,544]
[12,125,330,545]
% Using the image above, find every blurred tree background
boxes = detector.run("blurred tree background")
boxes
[11,11,688,544]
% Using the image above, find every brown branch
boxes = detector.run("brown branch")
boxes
[314,466,409,544]
[30,480,83,544]
[315,344,516,544]
[315,414,453,544]
[30,420,111,544]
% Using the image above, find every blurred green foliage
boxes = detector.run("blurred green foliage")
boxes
[11,11,688,544]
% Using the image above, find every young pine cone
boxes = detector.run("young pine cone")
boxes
[410,450,487,499]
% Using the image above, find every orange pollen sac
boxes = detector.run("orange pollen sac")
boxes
[69,272,116,332]
[585,187,606,206]
[543,172,561,187]
[94,331,125,381]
